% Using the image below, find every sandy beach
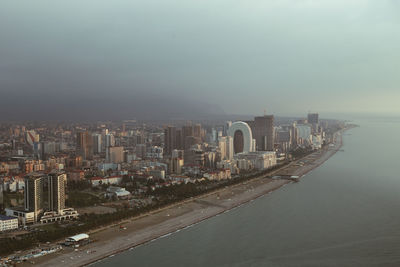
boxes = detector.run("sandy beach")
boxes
[23,130,344,267]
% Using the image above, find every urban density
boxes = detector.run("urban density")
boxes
[0,113,347,265]
[1,1,399,266]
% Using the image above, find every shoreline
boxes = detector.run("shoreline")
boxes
[26,129,346,267]
[89,180,292,267]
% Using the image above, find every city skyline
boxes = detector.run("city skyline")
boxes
[1,1,399,265]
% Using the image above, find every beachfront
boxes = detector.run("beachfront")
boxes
[21,131,344,267]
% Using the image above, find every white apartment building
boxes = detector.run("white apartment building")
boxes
[0,215,18,232]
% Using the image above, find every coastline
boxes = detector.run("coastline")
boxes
[26,129,346,267]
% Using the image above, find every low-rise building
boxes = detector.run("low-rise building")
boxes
[98,163,120,172]
[106,186,131,199]
[236,159,253,170]
[149,169,165,180]
[5,208,35,225]
[216,160,239,175]
[169,175,194,184]
[40,208,79,224]
[0,214,19,232]
[235,151,277,170]
[64,233,89,246]
[204,169,231,180]
[89,176,122,186]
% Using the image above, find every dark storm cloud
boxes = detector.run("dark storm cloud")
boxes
[1,0,400,120]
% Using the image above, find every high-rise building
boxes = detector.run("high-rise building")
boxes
[76,131,93,160]
[105,133,115,161]
[39,141,57,160]
[247,115,275,151]
[164,126,177,156]
[48,172,66,213]
[105,133,115,147]
[185,136,200,152]
[296,124,312,142]
[182,125,193,149]
[227,121,254,154]
[211,128,217,143]
[223,121,232,136]
[185,149,205,166]
[218,137,227,160]
[136,144,147,159]
[24,173,45,221]
[108,146,124,163]
[26,130,39,147]
[226,136,234,160]
[175,129,183,150]
[193,124,202,139]
[92,134,102,154]
[172,149,184,159]
[307,113,319,124]
[169,157,184,174]
[136,133,145,145]
[218,136,233,160]
[307,113,320,134]
[276,128,292,152]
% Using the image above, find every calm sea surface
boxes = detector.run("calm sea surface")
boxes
[95,117,400,267]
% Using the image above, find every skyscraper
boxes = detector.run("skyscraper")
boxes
[182,124,193,150]
[250,115,275,151]
[92,133,102,154]
[108,146,124,163]
[184,136,200,152]
[175,129,183,150]
[307,113,320,133]
[76,131,93,160]
[307,113,319,124]
[193,124,202,139]
[164,126,176,156]
[105,133,115,147]
[48,172,66,213]
[24,173,45,221]
[218,136,227,159]
[136,144,147,159]
[223,121,232,136]
[226,136,234,160]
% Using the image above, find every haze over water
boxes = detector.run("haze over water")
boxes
[94,116,400,267]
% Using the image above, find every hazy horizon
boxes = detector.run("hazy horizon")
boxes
[1,0,399,120]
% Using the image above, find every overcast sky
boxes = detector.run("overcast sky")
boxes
[1,0,399,120]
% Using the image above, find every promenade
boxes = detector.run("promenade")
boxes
[25,130,344,267]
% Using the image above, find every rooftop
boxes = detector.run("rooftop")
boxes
[0,214,17,221]
[25,172,46,179]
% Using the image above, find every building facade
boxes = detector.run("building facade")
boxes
[24,173,44,222]
[247,115,275,151]
[108,146,124,163]
[227,121,254,154]
[235,151,277,170]
[76,131,93,160]
[307,113,319,124]
[0,215,18,232]
[164,126,176,156]
[48,172,66,213]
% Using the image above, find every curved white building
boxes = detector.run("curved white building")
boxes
[227,121,254,154]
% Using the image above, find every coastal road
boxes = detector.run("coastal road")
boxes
[26,130,345,267]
